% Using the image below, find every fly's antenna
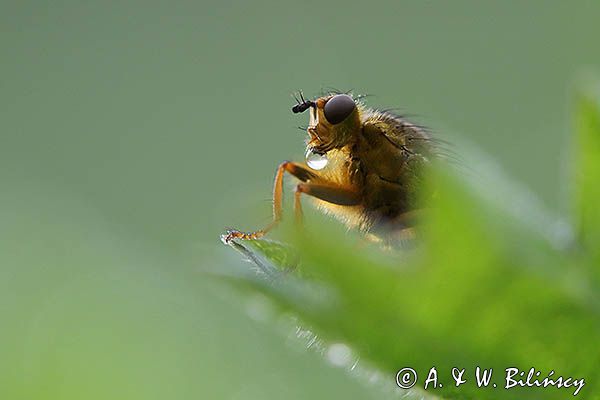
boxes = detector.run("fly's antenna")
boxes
[291,90,315,114]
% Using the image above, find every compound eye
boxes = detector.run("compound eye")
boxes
[323,94,356,124]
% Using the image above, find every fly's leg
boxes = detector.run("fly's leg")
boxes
[292,181,363,232]
[289,181,360,228]
[294,187,304,227]
[289,181,361,225]
[295,182,361,206]
[222,161,320,243]
[389,209,424,230]
[375,209,424,248]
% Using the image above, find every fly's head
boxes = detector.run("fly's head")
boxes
[292,92,361,155]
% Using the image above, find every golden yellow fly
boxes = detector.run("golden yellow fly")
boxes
[223,91,437,245]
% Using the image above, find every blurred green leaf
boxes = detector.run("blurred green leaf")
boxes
[575,81,600,261]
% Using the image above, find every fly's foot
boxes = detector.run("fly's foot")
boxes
[221,228,265,244]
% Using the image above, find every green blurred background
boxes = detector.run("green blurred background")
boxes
[2,1,599,399]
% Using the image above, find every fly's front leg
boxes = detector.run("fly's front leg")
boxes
[222,161,320,243]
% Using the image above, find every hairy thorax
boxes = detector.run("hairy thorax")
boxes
[311,116,427,234]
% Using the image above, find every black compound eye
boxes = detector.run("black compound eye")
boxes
[323,94,356,124]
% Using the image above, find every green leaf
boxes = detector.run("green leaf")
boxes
[223,139,600,399]
[574,81,600,259]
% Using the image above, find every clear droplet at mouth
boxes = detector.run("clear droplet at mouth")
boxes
[305,148,328,170]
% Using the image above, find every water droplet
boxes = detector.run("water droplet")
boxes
[326,343,353,367]
[305,148,328,170]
